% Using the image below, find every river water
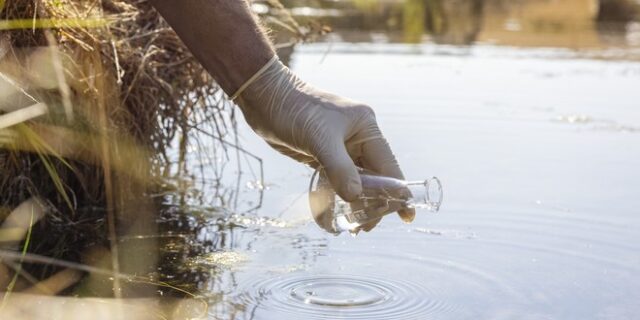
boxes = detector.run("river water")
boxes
[150,1,640,317]
[168,40,640,319]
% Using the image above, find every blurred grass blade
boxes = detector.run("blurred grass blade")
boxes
[0,198,45,244]
[13,124,75,210]
[0,228,25,242]
[0,200,36,311]
[23,268,83,295]
[0,103,48,130]
[0,129,17,144]
[0,18,109,31]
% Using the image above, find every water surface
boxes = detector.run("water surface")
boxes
[171,41,640,319]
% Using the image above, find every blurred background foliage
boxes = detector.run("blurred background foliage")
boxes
[276,0,639,47]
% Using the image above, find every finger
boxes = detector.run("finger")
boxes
[359,218,381,232]
[360,131,402,179]
[360,133,416,223]
[397,207,416,224]
[360,200,389,232]
[316,140,362,202]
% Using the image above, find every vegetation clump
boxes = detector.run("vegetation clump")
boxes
[0,0,310,299]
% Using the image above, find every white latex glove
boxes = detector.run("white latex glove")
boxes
[235,58,415,230]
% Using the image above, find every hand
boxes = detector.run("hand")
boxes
[235,58,415,231]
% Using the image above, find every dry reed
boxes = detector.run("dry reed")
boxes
[0,0,321,304]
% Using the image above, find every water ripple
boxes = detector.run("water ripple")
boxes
[234,274,457,319]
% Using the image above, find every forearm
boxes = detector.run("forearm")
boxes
[149,0,275,95]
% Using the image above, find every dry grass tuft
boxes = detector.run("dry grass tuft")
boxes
[0,0,318,302]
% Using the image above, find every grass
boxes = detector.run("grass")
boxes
[0,199,35,310]
[0,17,108,30]
[0,0,313,316]
[12,123,75,211]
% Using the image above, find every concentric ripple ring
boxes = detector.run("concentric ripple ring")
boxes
[235,274,456,319]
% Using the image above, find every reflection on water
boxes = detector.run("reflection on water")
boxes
[275,0,640,51]
[479,0,600,47]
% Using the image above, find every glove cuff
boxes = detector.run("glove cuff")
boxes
[229,55,279,101]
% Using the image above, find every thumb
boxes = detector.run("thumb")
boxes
[361,135,416,223]
[317,142,362,202]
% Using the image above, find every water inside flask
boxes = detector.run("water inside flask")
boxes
[309,169,443,235]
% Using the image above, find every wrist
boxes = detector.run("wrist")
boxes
[235,58,303,112]
[230,55,279,101]
[224,49,274,95]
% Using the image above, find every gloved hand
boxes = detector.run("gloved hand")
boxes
[234,57,415,231]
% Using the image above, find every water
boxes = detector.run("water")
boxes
[235,274,455,319]
[153,3,640,317]
[171,41,640,319]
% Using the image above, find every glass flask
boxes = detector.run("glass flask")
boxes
[309,169,443,235]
